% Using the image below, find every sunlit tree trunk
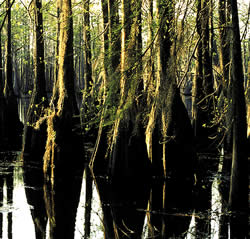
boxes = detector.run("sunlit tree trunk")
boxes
[81,0,95,135]
[51,0,61,105]
[21,1,48,237]
[101,0,109,91]
[104,0,150,237]
[145,0,155,106]
[90,0,121,171]
[43,0,84,238]
[228,0,248,237]
[145,1,195,238]
[83,0,92,93]
[109,0,146,179]
[101,0,121,93]
[22,0,48,155]
[218,0,231,92]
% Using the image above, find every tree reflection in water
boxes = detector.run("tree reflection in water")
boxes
[0,151,241,239]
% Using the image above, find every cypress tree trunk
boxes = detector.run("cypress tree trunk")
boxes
[0,33,8,147]
[51,0,61,105]
[3,0,23,149]
[21,1,48,238]
[145,0,155,107]
[102,0,150,237]
[192,1,218,237]
[192,0,215,151]
[42,0,84,238]
[101,0,109,92]
[81,0,95,139]
[4,0,14,99]
[89,0,121,174]
[101,0,121,92]
[109,0,147,179]
[145,1,195,237]
[83,0,92,93]
[217,0,232,237]
[228,0,248,237]
[22,0,48,156]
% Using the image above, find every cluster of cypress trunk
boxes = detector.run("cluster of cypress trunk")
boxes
[0,0,248,238]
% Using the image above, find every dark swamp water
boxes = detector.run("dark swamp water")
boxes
[0,151,236,239]
[0,98,248,239]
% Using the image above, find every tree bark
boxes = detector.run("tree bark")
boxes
[145,1,195,237]
[21,2,49,237]
[192,0,215,152]
[228,0,248,238]
[217,1,232,237]
[22,0,48,154]
[109,0,146,179]
[42,1,84,238]
[89,0,121,173]
[3,0,23,149]
[192,1,216,237]
[145,0,155,107]
[51,0,61,106]
[0,33,8,146]
[83,0,92,93]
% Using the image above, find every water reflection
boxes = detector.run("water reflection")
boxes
[23,158,47,239]
[0,151,238,239]
[0,152,35,239]
[95,173,150,239]
[0,159,13,239]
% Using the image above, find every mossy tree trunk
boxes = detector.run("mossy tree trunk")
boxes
[192,0,215,152]
[42,0,84,238]
[228,0,248,237]
[101,0,109,90]
[145,0,155,106]
[81,0,98,141]
[101,0,121,93]
[22,0,48,156]
[21,1,48,238]
[51,0,61,106]
[145,1,195,238]
[83,0,92,93]
[102,0,150,237]
[108,0,147,179]
[89,0,121,174]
